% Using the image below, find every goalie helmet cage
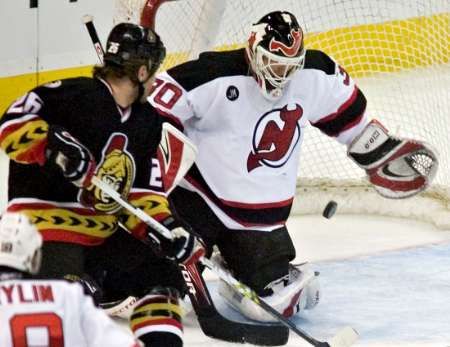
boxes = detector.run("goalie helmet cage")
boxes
[114,0,450,229]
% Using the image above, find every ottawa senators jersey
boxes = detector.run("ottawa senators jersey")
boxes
[0,77,172,245]
[148,48,369,231]
[0,275,140,347]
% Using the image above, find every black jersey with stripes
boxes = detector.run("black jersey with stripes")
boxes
[0,77,173,245]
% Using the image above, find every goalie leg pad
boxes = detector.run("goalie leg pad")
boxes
[217,225,296,295]
[130,286,183,347]
[219,264,320,322]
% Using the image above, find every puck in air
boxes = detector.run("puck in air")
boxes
[322,200,338,219]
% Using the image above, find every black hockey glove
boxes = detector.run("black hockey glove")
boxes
[46,125,96,188]
[146,216,205,265]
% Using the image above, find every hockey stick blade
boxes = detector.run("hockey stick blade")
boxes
[203,257,359,347]
[197,309,289,346]
[185,261,289,346]
[326,326,359,347]
[92,177,289,345]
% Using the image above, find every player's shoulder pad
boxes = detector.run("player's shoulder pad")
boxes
[303,49,337,75]
[167,48,249,92]
[33,77,97,98]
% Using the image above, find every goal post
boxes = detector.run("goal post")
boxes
[114,0,450,228]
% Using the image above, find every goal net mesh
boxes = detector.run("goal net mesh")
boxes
[114,0,450,228]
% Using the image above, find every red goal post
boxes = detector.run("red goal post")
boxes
[113,0,450,229]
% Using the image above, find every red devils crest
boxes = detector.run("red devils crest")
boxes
[247,104,303,172]
[269,29,303,57]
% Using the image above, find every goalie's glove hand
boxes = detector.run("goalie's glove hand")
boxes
[46,125,96,188]
[348,119,438,198]
[147,216,205,265]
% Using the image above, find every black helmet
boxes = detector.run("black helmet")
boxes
[246,11,305,99]
[104,23,166,75]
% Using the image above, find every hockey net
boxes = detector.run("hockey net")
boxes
[114,0,450,228]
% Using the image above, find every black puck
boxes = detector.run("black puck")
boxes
[322,200,338,219]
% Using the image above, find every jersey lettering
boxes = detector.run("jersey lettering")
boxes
[7,92,43,114]
[10,312,64,347]
[153,80,182,110]
[149,158,163,188]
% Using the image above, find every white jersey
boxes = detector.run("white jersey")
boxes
[0,276,140,347]
[149,49,368,231]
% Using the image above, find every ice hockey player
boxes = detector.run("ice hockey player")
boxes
[0,212,143,347]
[0,23,204,346]
[148,11,438,322]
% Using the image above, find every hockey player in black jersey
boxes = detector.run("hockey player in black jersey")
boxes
[0,23,204,347]
[148,11,438,322]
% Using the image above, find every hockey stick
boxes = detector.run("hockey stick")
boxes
[82,15,105,63]
[91,176,288,345]
[80,17,287,344]
[92,176,358,347]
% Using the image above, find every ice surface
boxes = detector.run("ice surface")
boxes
[178,215,450,346]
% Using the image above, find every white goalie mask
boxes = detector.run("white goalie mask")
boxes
[246,11,306,100]
[0,212,43,274]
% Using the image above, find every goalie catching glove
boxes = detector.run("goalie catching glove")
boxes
[348,119,438,198]
[46,125,96,188]
[145,216,205,265]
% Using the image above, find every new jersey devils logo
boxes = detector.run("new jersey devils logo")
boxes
[247,104,303,172]
[269,29,303,57]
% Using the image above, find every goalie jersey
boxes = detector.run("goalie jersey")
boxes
[149,49,369,231]
[0,77,176,245]
[0,277,140,347]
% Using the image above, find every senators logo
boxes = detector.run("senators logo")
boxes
[80,133,135,213]
[247,104,303,172]
[269,29,303,57]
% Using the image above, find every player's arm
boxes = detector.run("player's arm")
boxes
[0,90,50,165]
[308,51,369,145]
[0,84,95,188]
[308,51,438,198]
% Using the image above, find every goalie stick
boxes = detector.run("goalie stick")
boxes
[92,176,359,347]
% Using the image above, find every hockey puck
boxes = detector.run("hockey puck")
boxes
[322,200,338,219]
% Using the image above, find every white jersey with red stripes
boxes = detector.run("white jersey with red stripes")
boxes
[0,277,140,347]
[149,49,368,231]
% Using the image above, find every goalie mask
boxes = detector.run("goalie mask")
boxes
[246,11,306,100]
[104,23,166,77]
[0,213,42,274]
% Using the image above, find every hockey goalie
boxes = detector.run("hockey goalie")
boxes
[148,10,438,323]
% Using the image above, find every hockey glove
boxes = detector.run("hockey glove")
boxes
[46,125,96,188]
[348,119,438,198]
[146,216,205,265]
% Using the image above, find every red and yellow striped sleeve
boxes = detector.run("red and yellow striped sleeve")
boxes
[120,190,172,240]
[0,92,49,165]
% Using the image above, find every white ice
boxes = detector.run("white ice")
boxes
[180,215,450,347]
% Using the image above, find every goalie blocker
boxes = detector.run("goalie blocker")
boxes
[348,119,438,198]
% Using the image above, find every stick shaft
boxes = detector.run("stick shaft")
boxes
[91,177,356,346]
[82,15,104,63]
